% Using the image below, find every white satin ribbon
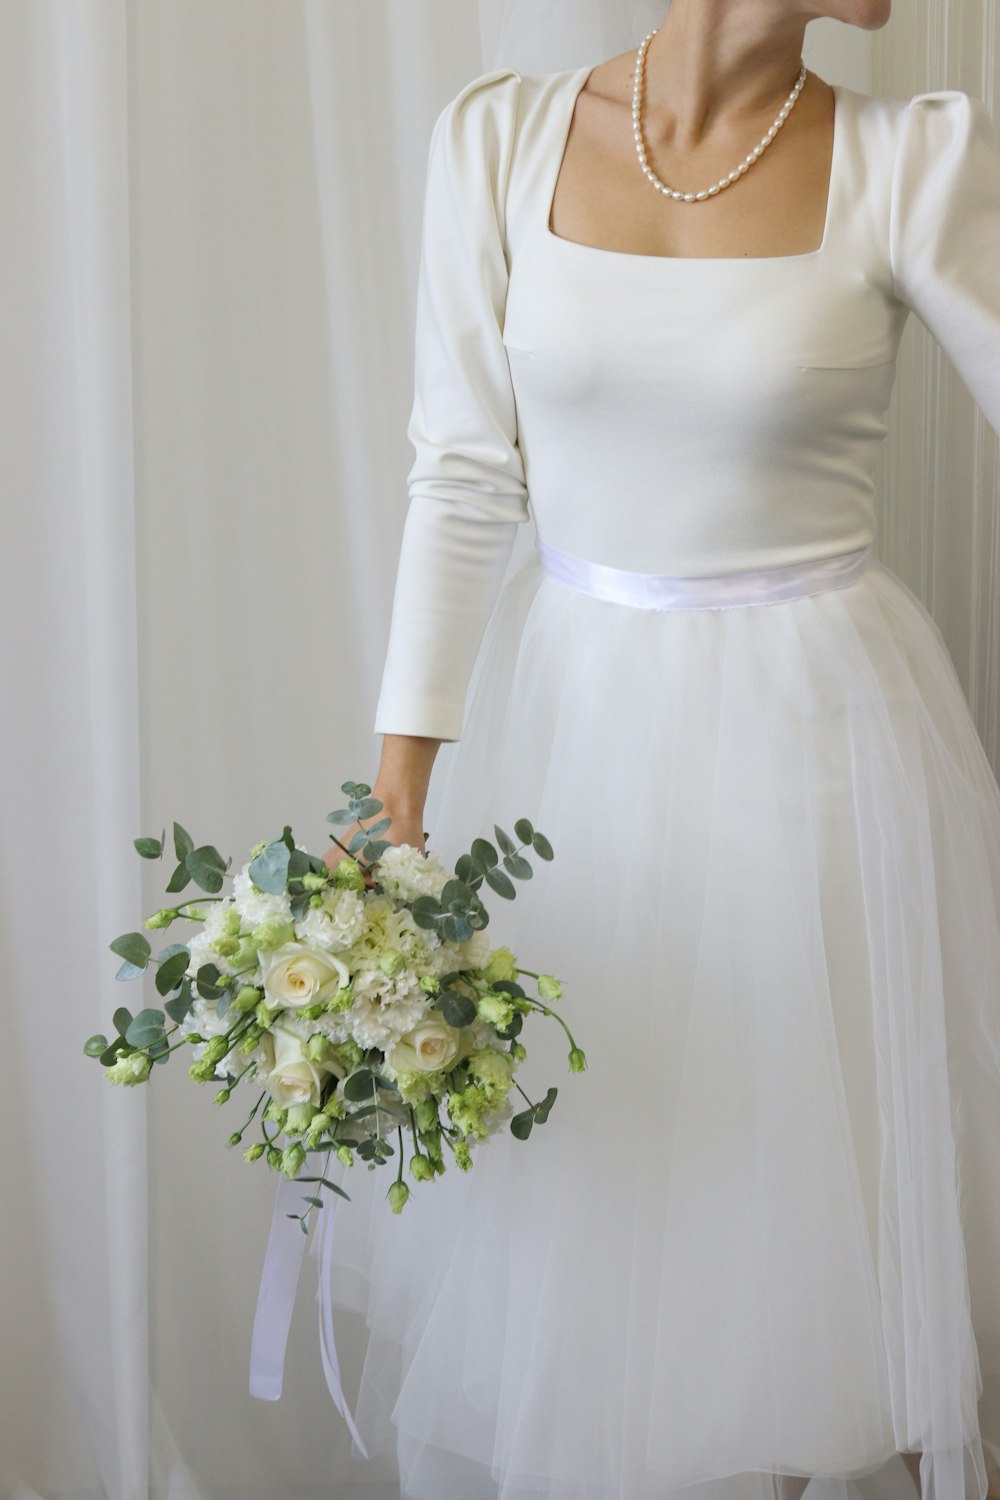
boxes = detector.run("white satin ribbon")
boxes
[249,1157,369,1457]
[535,537,872,610]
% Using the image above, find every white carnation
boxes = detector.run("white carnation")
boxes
[375,844,450,902]
[231,865,293,927]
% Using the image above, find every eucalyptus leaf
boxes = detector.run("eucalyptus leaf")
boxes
[534,1086,558,1123]
[326,807,358,825]
[187,844,228,893]
[484,866,516,900]
[83,1034,109,1057]
[174,822,195,861]
[115,959,146,982]
[531,831,554,860]
[502,853,533,880]
[249,840,290,893]
[155,948,191,995]
[441,913,473,945]
[165,860,191,894]
[110,932,151,968]
[494,825,517,856]
[113,1007,134,1038]
[134,834,164,859]
[441,992,477,1028]
[342,1069,375,1102]
[514,818,535,843]
[351,797,383,820]
[470,837,498,872]
[510,1109,534,1140]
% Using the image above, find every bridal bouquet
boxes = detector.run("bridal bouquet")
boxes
[84,781,584,1226]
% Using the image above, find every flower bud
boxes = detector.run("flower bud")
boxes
[231,984,262,1013]
[284,1102,314,1136]
[378,946,405,978]
[409,1152,434,1182]
[215,1088,231,1105]
[300,1003,326,1021]
[202,1036,230,1064]
[280,1143,306,1179]
[306,1112,332,1140]
[266,1145,283,1170]
[568,1047,587,1073]
[537,973,563,1000]
[300,871,327,892]
[511,1041,527,1063]
[245,1142,266,1162]
[104,1051,153,1086]
[335,1144,354,1167]
[453,1140,473,1171]
[188,1059,217,1082]
[255,1000,280,1027]
[476,991,515,1028]
[229,937,259,971]
[144,908,176,930]
[251,916,295,952]
[331,856,365,891]
[387,1180,410,1214]
[419,974,441,994]
[306,1033,330,1064]
[227,1131,241,1146]
[309,893,324,908]
[210,934,240,958]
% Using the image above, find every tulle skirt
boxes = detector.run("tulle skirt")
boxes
[312,544,1000,1500]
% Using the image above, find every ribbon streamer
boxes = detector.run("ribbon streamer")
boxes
[249,1159,369,1456]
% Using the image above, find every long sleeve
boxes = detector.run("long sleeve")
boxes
[889,88,1000,434]
[372,67,528,743]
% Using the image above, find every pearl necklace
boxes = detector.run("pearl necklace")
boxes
[633,29,808,202]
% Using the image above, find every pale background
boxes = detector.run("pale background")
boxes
[1,1,997,1497]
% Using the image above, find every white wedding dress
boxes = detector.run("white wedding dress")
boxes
[310,64,1000,1500]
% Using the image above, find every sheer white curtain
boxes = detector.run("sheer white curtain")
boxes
[1,2,995,1497]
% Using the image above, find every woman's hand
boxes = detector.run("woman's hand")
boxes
[323,792,427,888]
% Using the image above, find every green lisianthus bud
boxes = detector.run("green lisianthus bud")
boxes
[378,946,405,979]
[188,1058,217,1082]
[387,1180,410,1214]
[229,937,259,971]
[244,1142,266,1162]
[186,1032,204,1044]
[255,1000,280,1027]
[306,1033,330,1064]
[568,1047,587,1072]
[306,1112,331,1140]
[324,985,354,1014]
[537,973,562,1000]
[104,1051,153,1086]
[453,1139,473,1171]
[263,1099,288,1127]
[479,946,518,982]
[144,908,176,930]
[215,1088,231,1105]
[232,984,262,1013]
[476,991,515,1029]
[201,1036,230,1064]
[300,1003,326,1021]
[284,1102,314,1135]
[281,1143,306,1179]
[335,1144,354,1167]
[210,934,240,958]
[326,1038,363,1074]
[266,1145,283,1169]
[324,1092,346,1119]
[300,871,327,892]
[222,905,242,936]
[418,974,440,994]
[227,1131,241,1146]
[409,1152,434,1182]
[413,1099,439,1132]
[251,916,295,952]
[238,1027,263,1054]
[511,1041,527,1063]
[330,856,365,891]
[309,893,324,908]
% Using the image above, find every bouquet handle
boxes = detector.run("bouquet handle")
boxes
[249,1164,369,1457]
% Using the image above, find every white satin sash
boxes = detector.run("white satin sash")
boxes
[535,538,872,610]
[249,1153,369,1456]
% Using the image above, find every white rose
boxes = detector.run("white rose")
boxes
[387,1019,465,1074]
[265,1021,327,1109]
[258,941,349,1010]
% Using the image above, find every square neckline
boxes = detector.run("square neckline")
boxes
[543,65,843,266]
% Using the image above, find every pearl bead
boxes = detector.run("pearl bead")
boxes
[631,30,807,206]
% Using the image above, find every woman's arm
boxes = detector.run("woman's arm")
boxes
[889,88,1000,435]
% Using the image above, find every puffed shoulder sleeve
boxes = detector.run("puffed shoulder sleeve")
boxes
[372,67,527,743]
[889,89,1000,434]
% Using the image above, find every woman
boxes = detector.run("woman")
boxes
[323,2,1000,1496]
